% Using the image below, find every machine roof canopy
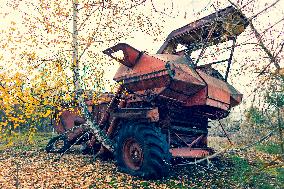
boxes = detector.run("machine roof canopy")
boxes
[157,6,249,54]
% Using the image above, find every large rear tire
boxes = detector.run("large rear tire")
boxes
[115,122,171,179]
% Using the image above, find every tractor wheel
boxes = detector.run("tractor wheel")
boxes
[115,122,171,179]
[45,135,71,153]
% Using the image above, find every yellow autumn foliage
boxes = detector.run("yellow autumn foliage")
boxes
[0,49,105,146]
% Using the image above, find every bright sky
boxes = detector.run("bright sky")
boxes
[0,0,283,114]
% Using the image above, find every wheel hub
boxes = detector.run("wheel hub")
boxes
[123,138,143,170]
[54,139,64,149]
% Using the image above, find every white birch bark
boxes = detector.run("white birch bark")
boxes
[72,0,114,152]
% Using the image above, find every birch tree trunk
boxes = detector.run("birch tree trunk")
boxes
[72,0,114,152]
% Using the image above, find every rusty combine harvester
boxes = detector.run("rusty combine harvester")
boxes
[46,6,248,179]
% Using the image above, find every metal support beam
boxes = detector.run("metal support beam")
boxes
[225,37,236,81]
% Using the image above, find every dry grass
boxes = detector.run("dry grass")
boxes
[0,134,282,188]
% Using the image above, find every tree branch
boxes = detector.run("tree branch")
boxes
[249,0,281,20]
[78,11,103,61]
[78,5,101,31]
[274,41,284,58]
[150,0,175,18]
[122,0,147,11]
[228,0,281,75]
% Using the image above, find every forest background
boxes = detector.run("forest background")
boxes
[0,0,283,188]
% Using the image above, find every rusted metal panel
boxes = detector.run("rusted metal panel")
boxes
[111,108,159,122]
[54,107,83,133]
[158,6,248,54]
[53,92,115,143]
[159,88,189,103]
[103,43,141,68]
[104,41,242,111]
[122,71,170,93]
[206,98,230,110]
[67,127,84,141]
[186,88,207,106]
[151,54,180,62]
[106,99,126,137]
[197,69,242,109]
[97,86,123,126]
[197,70,230,104]
[113,53,168,81]
[170,148,211,158]
[167,63,206,96]
[228,83,243,107]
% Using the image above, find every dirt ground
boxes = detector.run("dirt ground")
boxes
[0,146,239,189]
[0,136,282,189]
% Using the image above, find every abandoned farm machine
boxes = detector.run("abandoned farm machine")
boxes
[46,6,248,179]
